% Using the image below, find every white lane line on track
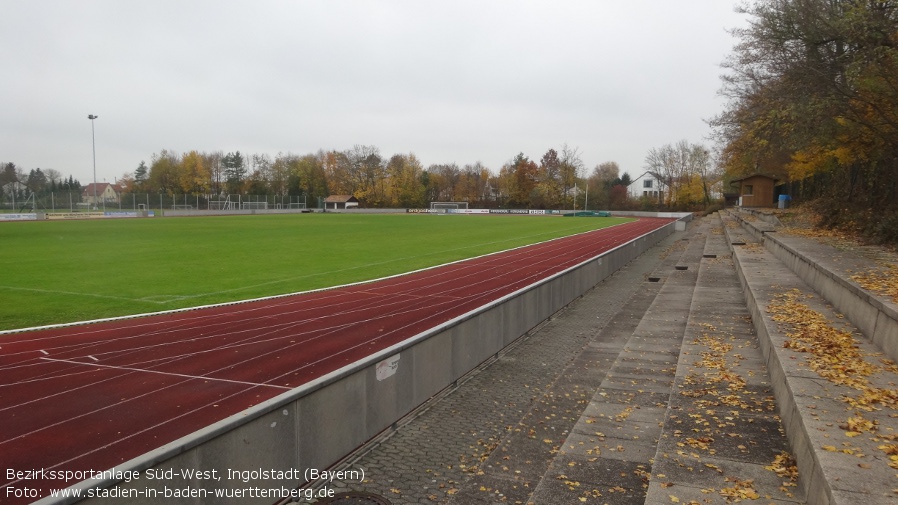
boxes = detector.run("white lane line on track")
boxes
[0,285,156,303]
[39,357,291,390]
[4,269,482,373]
[1,374,278,489]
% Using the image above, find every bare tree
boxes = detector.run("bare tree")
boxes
[645,140,712,207]
[559,144,584,209]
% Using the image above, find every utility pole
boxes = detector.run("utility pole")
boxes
[88,114,98,210]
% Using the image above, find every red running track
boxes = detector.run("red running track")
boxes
[0,218,671,502]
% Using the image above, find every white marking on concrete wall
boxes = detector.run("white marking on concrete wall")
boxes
[375,354,400,381]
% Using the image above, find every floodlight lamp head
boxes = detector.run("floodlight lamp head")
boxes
[88,114,98,120]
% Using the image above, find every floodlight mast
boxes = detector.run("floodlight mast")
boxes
[88,114,98,210]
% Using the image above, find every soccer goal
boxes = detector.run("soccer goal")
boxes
[240,201,269,210]
[430,201,469,210]
[209,195,235,210]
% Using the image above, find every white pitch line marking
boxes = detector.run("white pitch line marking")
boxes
[88,355,99,361]
[39,358,290,390]
[40,350,49,355]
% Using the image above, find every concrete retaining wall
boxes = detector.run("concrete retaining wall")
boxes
[43,221,678,505]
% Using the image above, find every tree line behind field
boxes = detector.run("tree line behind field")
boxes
[3,138,722,213]
[127,144,607,210]
[0,145,655,211]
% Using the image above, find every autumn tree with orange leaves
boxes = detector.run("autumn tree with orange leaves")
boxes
[711,0,898,244]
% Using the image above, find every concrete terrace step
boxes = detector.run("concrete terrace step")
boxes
[320,224,705,505]
[730,208,898,365]
[719,210,760,249]
[703,215,738,258]
[503,215,805,505]
[727,209,777,242]
[523,215,708,504]
[440,220,708,505]
[729,210,898,504]
[645,213,804,505]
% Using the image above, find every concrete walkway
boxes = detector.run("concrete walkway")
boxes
[644,213,802,505]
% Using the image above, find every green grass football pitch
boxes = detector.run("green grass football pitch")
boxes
[0,213,633,331]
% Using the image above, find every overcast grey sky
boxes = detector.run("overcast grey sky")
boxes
[2,1,744,185]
